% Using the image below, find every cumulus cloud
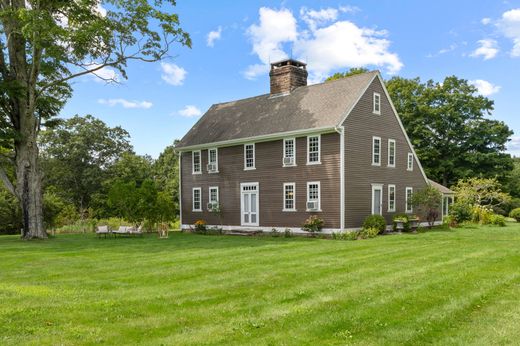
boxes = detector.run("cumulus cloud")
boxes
[207,26,223,47]
[470,39,499,60]
[508,136,520,157]
[469,79,501,96]
[481,17,491,25]
[178,105,202,117]
[497,8,520,57]
[90,64,120,83]
[161,62,187,86]
[98,98,153,109]
[244,6,402,81]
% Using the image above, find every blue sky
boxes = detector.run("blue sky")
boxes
[61,0,520,157]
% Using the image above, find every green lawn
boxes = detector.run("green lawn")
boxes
[1,225,520,345]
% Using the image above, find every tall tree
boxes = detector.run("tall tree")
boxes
[0,1,190,238]
[154,140,179,215]
[386,76,513,186]
[40,115,132,216]
[326,67,369,81]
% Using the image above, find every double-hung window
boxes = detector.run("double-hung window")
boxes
[283,183,296,211]
[307,135,321,164]
[306,182,321,211]
[244,143,255,170]
[192,150,201,174]
[208,186,219,210]
[373,92,381,114]
[388,139,396,167]
[388,184,396,212]
[407,153,414,171]
[208,148,218,173]
[406,187,413,213]
[283,138,296,166]
[372,137,381,166]
[192,187,202,212]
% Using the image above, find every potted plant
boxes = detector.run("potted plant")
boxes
[393,216,408,232]
[408,216,420,232]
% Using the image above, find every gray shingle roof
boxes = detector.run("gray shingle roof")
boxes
[428,179,455,194]
[177,71,378,148]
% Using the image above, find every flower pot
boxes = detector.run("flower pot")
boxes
[395,221,404,232]
[409,218,419,233]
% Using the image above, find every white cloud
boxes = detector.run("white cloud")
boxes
[469,79,501,96]
[481,17,491,25]
[98,98,153,109]
[497,8,520,57]
[207,26,223,47]
[161,62,187,86]
[470,39,499,60]
[245,7,298,79]
[177,105,202,118]
[90,64,120,83]
[244,6,402,81]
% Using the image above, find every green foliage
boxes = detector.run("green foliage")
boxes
[332,231,359,240]
[471,205,494,225]
[489,214,506,227]
[510,208,520,222]
[193,220,207,234]
[284,229,293,238]
[453,177,511,208]
[302,215,324,233]
[392,214,411,232]
[359,227,379,239]
[386,76,513,186]
[153,142,180,216]
[96,217,131,231]
[0,187,22,234]
[449,202,473,225]
[326,67,370,81]
[362,215,387,234]
[411,186,443,227]
[504,158,520,198]
[271,228,281,237]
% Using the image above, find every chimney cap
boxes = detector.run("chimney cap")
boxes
[270,58,307,69]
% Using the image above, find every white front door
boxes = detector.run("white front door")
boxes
[241,183,259,226]
[372,184,383,215]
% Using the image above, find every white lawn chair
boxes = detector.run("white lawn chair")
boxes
[96,225,111,238]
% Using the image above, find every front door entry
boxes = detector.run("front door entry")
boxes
[372,184,383,215]
[241,183,259,226]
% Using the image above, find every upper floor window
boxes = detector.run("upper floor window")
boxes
[306,181,321,211]
[192,150,201,174]
[407,153,414,171]
[244,143,255,170]
[307,135,321,165]
[208,186,219,210]
[207,148,218,173]
[388,184,396,212]
[283,183,296,211]
[388,139,396,167]
[283,138,296,166]
[373,92,381,114]
[406,187,413,213]
[372,136,381,166]
[192,187,202,212]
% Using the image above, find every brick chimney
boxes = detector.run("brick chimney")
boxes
[269,59,308,95]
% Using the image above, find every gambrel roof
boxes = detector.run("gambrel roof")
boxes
[177,71,378,149]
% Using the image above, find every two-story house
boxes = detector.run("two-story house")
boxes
[176,59,452,232]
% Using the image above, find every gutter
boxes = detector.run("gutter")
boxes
[334,126,346,230]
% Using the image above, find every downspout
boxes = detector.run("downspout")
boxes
[178,151,183,229]
[334,126,345,230]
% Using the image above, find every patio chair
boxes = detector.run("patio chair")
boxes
[96,225,111,238]
[113,226,130,237]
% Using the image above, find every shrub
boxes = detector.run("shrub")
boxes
[271,228,281,237]
[302,215,324,233]
[284,229,293,238]
[343,230,359,240]
[489,214,506,227]
[362,215,386,234]
[359,227,379,239]
[510,208,520,222]
[449,202,472,224]
[471,205,494,225]
[206,226,223,235]
[442,215,457,228]
[410,186,442,228]
[194,220,207,234]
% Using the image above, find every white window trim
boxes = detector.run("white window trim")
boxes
[388,184,396,212]
[209,186,219,203]
[307,135,321,165]
[306,181,322,212]
[371,183,384,215]
[387,139,396,168]
[407,152,414,171]
[283,138,297,167]
[207,148,219,173]
[192,187,202,212]
[192,150,202,175]
[244,143,256,170]
[372,136,381,166]
[283,182,296,212]
[406,187,413,213]
[373,92,381,115]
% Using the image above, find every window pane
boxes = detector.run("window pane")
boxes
[193,152,201,172]
[285,184,294,209]
[284,139,294,158]
[308,136,319,162]
[245,145,254,168]
[251,194,257,213]
[209,149,216,164]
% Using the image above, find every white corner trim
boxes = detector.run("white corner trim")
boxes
[179,153,182,226]
[336,126,345,230]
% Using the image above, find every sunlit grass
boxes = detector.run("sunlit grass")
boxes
[1,224,520,345]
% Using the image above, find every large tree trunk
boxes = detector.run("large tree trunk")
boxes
[15,113,46,239]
